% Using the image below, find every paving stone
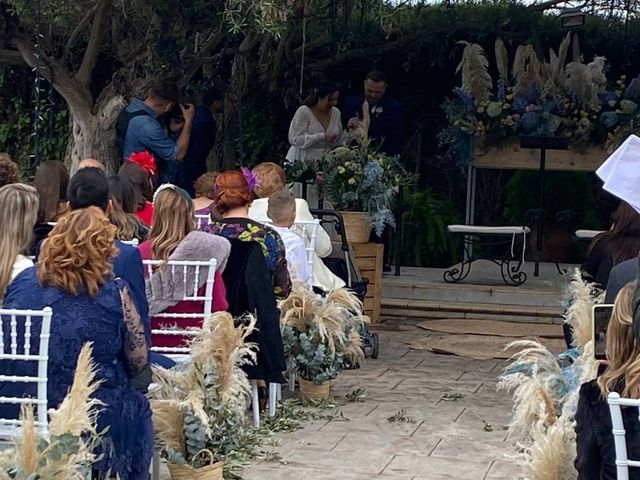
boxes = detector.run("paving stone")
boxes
[484,460,524,479]
[384,454,491,479]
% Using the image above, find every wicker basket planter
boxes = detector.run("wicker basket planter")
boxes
[340,211,371,244]
[167,450,223,480]
[298,378,332,401]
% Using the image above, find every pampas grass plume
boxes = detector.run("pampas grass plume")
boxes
[495,37,509,81]
[563,269,603,350]
[14,405,39,476]
[457,41,492,103]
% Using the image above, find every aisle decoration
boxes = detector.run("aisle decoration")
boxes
[498,269,600,479]
[441,35,640,168]
[0,343,104,480]
[150,312,257,479]
[280,283,369,400]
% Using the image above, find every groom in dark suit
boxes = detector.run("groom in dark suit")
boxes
[342,70,404,156]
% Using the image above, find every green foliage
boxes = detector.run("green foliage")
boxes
[401,188,461,267]
[503,171,598,228]
[0,67,68,178]
[282,324,344,383]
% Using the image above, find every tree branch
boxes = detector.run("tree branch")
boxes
[76,0,112,86]
[181,31,226,85]
[0,49,25,65]
[63,3,98,62]
[13,35,93,114]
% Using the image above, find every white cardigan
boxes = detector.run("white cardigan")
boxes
[285,105,343,163]
[249,198,345,291]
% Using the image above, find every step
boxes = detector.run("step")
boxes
[381,298,563,325]
[380,307,562,325]
[382,280,562,309]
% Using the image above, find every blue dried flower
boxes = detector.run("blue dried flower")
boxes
[520,111,541,132]
[497,79,507,103]
[512,96,529,113]
[526,83,541,103]
[453,87,476,112]
[624,77,640,101]
[600,91,618,109]
[364,161,383,182]
[601,111,619,128]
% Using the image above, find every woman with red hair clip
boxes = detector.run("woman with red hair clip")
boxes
[119,151,156,226]
[200,169,291,300]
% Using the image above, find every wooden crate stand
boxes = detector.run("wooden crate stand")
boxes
[352,243,383,323]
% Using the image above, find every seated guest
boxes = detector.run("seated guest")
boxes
[605,257,637,303]
[201,170,292,299]
[108,175,149,242]
[139,184,230,349]
[1,207,153,479]
[0,184,39,301]
[249,162,345,291]
[267,190,309,283]
[119,154,155,225]
[78,158,105,170]
[0,153,21,187]
[32,160,69,252]
[193,171,219,217]
[582,201,640,290]
[575,281,640,479]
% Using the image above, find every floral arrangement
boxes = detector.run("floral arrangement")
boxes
[150,312,257,475]
[0,343,104,480]
[321,141,412,236]
[440,35,640,168]
[280,283,369,384]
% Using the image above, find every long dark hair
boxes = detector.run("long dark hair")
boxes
[34,160,69,224]
[303,80,339,107]
[589,201,640,264]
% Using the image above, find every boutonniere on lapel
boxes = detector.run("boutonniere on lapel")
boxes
[371,105,384,117]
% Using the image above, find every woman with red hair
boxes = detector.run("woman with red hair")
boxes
[201,170,291,299]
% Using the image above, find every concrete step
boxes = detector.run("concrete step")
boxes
[381,298,563,325]
[382,280,562,308]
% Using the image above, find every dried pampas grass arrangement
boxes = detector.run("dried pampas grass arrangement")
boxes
[456,41,492,103]
[513,44,545,96]
[495,37,509,82]
[0,343,104,480]
[563,268,604,350]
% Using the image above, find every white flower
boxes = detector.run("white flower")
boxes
[337,166,346,174]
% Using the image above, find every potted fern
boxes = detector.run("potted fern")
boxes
[150,312,257,480]
[280,283,368,400]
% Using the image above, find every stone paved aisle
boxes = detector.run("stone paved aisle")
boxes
[241,320,522,480]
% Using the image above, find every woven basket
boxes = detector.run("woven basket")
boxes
[340,211,371,244]
[298,378,332,400]
[167,450,223,480]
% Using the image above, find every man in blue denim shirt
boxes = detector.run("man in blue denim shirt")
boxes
[122,78,195,183]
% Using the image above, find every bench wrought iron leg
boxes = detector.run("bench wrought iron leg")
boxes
[444,238,474,283]
[500,257,527,286]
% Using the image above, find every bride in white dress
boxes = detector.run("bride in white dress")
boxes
[286,80,343,164]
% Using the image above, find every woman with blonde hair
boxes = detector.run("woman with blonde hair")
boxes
[249,161,344,291]
[575,281,640,479]
[138,184,230,348]
[0,183,39,300]
[1,207,153,479]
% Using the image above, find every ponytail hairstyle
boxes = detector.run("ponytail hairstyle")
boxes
[302,80,339,107]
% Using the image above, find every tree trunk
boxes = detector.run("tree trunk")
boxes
[64,93,125,175]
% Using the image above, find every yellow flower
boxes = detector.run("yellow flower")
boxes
[337,166,346,174]
[503,103,510,110]
[506,94,514,100]
[477,106,485,114]
[348,178,357,185]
